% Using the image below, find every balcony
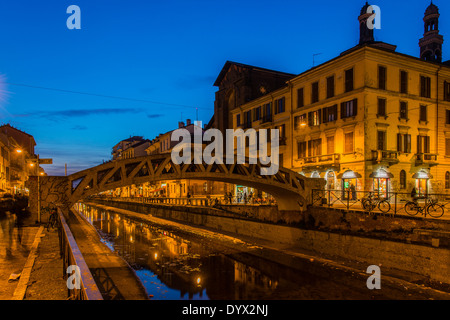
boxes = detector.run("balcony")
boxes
[415,153,438,167]
[298,153,340,171]
[371,150,399,165]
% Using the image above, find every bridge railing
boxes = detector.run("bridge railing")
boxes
[57,208,103,300]
[90,195,277,207]
[311,189,450,218]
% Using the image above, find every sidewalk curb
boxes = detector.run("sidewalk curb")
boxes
[11,226,44,300]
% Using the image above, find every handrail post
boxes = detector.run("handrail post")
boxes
[394,192,397,215]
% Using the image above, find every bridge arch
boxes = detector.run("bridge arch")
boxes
[28,153,325,214]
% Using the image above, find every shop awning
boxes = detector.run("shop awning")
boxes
[412,171,433,179]
[369,171,394,178]
[337,171,362,179]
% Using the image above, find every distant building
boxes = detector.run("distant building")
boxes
[0,124,40,194]
[112,136,148,160]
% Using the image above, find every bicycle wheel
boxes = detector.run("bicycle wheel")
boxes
[404,202,419,216]
[378,200,390,213]
[426,203,444,218]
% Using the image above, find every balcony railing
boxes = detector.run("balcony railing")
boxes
[299,153,340,165]
[371,150,399,164]
[262,115,272,123]
[415,153,438,166]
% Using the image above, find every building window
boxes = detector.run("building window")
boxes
[399,101,408,120]
[378,66,387,90]
[308,110,321,126]
[311,82,319,104]
[236,114,241,127]
[276,97,286,113]
[294,114,307,129]
[397,133,411,153]
[326,136,335,155]
[377,131,386,151]
[341,98,358,119]
[244,110,252,128]
[308,138,322,157]
[417,135,430,154]
[344,132,354,153]
[400,170,407,190]
[297,141,307,158]
[446,110,450,125]
[420,76,431,98]
[327,75,335,99]
[445,138,450,156]
[345,68,354,92]
[444,81,450,102]
[263,103,272,122]
[420,105,427,122]
[253,106,261,121]
[377,98,386,117]
[297,88,304,108]
[276,124,286,145]
[322,104,337,123]
[400,71,408,94]
[446,172,450,189]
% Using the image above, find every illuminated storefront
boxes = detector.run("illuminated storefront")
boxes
[338,170,361,200]
[413,170,432,196]
[369,169,393,198]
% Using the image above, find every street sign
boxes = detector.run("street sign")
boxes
[39,158,53,165]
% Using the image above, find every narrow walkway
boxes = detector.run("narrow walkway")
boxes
[0,226,39,300]
[65,209,149,300]
[24,228,67,300]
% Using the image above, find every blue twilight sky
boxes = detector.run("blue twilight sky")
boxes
[0,0,448,175]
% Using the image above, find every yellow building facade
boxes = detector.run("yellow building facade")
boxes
[229,3,450,198]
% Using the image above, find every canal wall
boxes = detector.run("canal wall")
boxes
[89,199,450,285]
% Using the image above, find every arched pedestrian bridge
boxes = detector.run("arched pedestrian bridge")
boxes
[27,153,325,214]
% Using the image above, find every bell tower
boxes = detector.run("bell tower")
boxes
[419,1,444,63]
[358,2,375,45]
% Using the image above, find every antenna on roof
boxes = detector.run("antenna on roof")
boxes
[313,53,323,67]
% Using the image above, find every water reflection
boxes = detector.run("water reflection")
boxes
[75,203,281,300]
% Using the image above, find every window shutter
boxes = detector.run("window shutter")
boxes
[353,99,358,116]
[397,134,402,152]
[405,134,411,153]
[417,136,422,154]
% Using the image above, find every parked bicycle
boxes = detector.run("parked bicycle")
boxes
[361,192,390,213]
[404,198,444,218]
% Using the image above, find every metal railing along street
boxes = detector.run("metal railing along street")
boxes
[90,195,277,207]
[311,189,450,218]
[57,208,103,300]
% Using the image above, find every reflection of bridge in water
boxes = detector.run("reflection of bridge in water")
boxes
[28,153,325,218]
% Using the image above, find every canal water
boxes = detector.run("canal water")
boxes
[74,203,409,300]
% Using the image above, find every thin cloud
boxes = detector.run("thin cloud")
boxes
[147,114,164,119]
[13,107,146,121]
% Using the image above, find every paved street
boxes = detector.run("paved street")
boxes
[0,225,67,300]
